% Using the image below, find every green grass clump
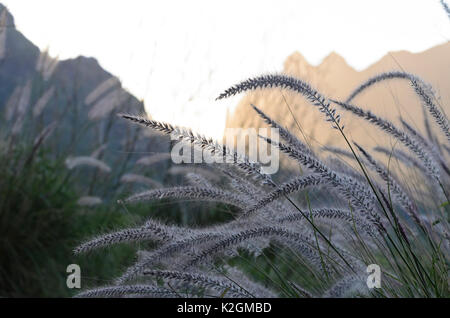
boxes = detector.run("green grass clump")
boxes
[0,146,137,297]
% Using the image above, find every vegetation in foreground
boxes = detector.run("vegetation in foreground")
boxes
[75,71,449,298]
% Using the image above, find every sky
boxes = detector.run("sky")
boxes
[2,0,450,139]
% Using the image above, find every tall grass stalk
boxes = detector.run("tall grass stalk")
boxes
[75,71,449,298]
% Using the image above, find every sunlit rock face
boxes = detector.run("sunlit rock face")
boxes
[226,43,450,158]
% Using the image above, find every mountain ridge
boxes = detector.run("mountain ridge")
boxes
[0,3,168,172]
[226,41,450,152]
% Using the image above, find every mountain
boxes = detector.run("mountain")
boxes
[226,42,450,153]
[0,4,168,169]
[0,4,40,99]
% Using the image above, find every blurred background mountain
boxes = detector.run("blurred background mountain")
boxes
[0,3,169,170]
[226,42,450,155]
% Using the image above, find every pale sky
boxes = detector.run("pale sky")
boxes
[2,0,450,139]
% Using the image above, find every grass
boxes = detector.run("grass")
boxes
[0,144,135,297]
[0,140,238,297]
[1,2,449,296]
[73,71,449,298]
[1,69,447,298]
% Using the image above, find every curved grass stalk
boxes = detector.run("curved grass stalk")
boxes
[74,219,178,254]
[353,142,421,226]
[261,136,381,226]
[122,186,246,210]
[243,174,325,216]
[345,71,449,142]
[75,284,178,298]
[119,113,274,186]
[115,232,224,285]
[143,270,253,298]
[250,103,311,154]
[331,99,440,181]
[275,208,378,238]
[183,226,323,272]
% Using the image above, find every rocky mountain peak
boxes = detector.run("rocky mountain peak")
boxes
[0,4,15,28]
[319,51,351,70]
